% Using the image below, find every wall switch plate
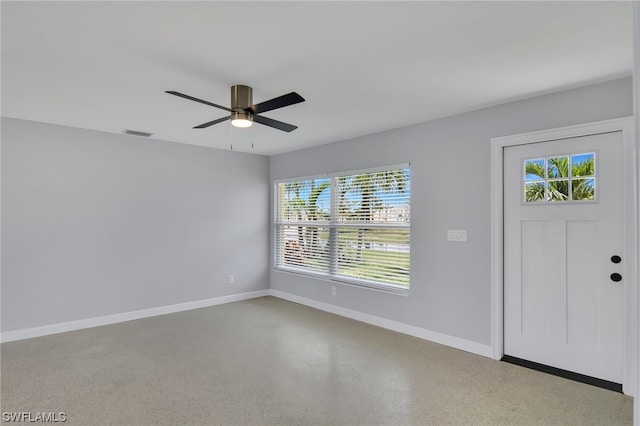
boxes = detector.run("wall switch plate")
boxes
[228,274,234,284]
[331,286,336,296]
[447,229,468,242]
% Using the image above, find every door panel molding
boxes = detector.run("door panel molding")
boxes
[491,117,637,395]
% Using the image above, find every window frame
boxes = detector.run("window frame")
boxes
[274,164,411,294]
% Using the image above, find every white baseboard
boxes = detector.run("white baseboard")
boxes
[2,288,493,359]
[1,289,269,343]
[269,289,493,358]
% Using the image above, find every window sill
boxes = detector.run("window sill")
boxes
[273,267,410,297]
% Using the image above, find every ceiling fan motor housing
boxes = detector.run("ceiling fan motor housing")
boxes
[230,85,253,124]
[231,85,252,111]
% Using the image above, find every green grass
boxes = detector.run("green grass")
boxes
[283,226,410,287]
[337,248,410,287]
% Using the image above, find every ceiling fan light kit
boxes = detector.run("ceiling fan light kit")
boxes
[231,111,253,128]
[166,84,304,132]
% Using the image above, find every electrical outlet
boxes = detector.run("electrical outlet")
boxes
[228,274,234,284]
[447,229,468,242]
[331,286,336,296]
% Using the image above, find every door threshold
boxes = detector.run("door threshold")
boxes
[501,355,622,393]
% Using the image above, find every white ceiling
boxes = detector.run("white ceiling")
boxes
[1,1,633,156]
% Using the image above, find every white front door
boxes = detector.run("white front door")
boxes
[504,131,624,383]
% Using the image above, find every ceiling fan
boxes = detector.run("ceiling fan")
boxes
[165,85,305,132]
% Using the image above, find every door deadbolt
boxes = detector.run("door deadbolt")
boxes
[611,255,622,264]
[610,273,622,282]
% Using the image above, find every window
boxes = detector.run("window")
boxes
[523,153,596,203]
[275,165,411,292]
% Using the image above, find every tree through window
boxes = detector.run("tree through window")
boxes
[524,153,596,203]
[275,165,411,291]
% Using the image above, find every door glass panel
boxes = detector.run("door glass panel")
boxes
[572,178,595,201]
[524,158,545,181]
[547,156,569,179]
[547,180,569,202]
[524,182,545,203]
[571,153,595,177]
[524,152,596,204]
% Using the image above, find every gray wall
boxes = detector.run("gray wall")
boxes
[1,118,270,332]
[270,77,633,346]
[1,77,633,341]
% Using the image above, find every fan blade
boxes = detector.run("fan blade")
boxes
[165,91,232,112]
[250,92,305,114]
[193,116,230,129]
[254,115,298,132]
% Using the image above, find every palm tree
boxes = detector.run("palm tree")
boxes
[341,170,408,219]
[524,161,545,202]
[306,181,330,258]
[283,181,307,247]
[571,157,595,201]
[547,157,569,201]
[338,169,409,261]
[282,180,330,263]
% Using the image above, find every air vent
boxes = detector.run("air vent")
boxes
[123,129,153,137]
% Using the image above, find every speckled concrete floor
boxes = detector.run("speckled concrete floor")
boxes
[1,296,633,425]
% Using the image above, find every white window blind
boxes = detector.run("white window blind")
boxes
[275,165,410,292]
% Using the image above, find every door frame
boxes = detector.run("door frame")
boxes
[490,117,637,395]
